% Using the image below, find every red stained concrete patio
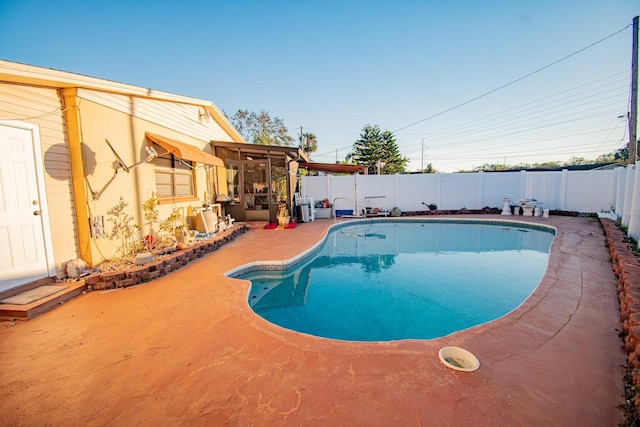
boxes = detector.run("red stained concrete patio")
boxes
[0,215,626,425]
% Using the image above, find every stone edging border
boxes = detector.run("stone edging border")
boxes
[82,224,248,292]
[599,218,640,412]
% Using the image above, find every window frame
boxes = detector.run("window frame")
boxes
[152,144,197,203]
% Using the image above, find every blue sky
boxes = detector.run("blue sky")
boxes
[0,1,638,172]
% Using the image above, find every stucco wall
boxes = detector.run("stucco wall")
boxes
[0,79,238,273]
[76,94,227,265]
[73,96,224,264]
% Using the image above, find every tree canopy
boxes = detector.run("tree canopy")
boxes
[347,125,408,174]
[420,163,436,174]
[228,109,294,146]
[613,143,631,162]
[300,132,318,154]
[469,139,635,172]
[469,157,623,172]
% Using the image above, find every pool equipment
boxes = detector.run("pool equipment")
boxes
[438,346,480,372]
[297,197,315,222]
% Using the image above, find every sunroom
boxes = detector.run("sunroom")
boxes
[211,140,310,223]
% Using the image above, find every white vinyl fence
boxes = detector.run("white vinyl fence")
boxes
[301,163,640,243]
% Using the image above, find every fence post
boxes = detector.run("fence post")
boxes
[559,169,568,211]
[354,174,359,215]
[520,170,527,198]
[628,162,640,243]
[436,173,442,209]
[476,171,483,208]
[613,167,624,213]
[622,165,635,227]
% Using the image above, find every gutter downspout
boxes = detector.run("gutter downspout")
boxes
[61,88,93,265]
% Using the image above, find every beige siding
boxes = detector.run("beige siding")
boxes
[78,89,234,142]
[0,83,79,275]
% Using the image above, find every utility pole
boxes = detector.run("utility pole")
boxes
[629,16,638,164]
[421,138,425,172]
[300,126,303,149]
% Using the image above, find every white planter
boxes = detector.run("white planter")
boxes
[315,208,332,219]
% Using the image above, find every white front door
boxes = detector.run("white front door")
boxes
[0,121,53,292]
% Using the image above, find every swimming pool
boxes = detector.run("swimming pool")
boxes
[234,219,555,341]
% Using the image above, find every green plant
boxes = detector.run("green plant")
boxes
[159,209,182,241]
[141,193,159,249]
[106,197,138,257]
[277,202,289,218]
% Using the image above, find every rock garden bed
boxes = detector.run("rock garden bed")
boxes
[82,224,248,292]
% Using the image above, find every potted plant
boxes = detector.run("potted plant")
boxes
[277,202,290,226]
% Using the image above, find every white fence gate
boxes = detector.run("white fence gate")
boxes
[301,163,640,244]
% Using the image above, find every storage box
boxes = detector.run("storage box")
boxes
[315,208,332,219]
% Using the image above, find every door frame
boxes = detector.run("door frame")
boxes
[241,159,272,221]
[0,119,56,284]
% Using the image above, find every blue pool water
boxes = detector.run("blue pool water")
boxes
[235,220,555,342]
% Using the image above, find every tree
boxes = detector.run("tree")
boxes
[299,132,317,154]
[595,152,616,163]
[614,144,630,162]
[532,161,562,169]
[347,125,408,174]
[420,163,436,174]
[471,163,513,172]
[228,109,294,146]
[566,156,589,165]
[467,156,618,173]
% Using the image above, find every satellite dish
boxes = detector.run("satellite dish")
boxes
[105,139,130,173]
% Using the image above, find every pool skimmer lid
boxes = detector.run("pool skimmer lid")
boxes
[438,346,480,372]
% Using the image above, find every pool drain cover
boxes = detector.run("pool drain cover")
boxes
[438,346,480,372]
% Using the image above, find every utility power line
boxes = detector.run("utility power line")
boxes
[392,23,632,133]
[311,23,634,170]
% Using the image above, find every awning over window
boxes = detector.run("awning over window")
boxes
[145,132,224,167]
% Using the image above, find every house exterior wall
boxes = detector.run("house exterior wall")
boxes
[0,83,79,276]
[74,92,230,266]
[0,60,246,285]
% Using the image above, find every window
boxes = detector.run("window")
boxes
[152,144,195,199]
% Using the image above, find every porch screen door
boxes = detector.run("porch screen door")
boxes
[242,160,271,221]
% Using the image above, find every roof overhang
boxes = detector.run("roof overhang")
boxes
[300,162,368,174]
[146,132,224,167]
[0,60,245,143]
[210,140,310,163]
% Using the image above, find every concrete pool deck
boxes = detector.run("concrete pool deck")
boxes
[0,215,626,425]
